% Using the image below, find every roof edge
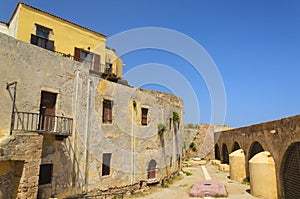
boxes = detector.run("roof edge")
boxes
[7,1,106,38]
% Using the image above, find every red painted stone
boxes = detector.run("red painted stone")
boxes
[189,180,227,197]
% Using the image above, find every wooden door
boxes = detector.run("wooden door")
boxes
[148,159,156,179]
[39,91,57,131]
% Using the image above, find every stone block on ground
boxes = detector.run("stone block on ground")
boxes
[189,180,227,197]
[211,160,221,165]
[219,163,230,172]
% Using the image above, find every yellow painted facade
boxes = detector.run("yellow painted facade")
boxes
[7,2,124,77]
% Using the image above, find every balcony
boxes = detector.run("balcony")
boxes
[12,111,73,136]
[30,34,55,51]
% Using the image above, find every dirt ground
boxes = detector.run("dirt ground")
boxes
[129,161,260,199]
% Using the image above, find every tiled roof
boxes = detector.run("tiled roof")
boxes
[8,2,106,38]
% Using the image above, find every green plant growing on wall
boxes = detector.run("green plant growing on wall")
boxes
[189,142,197,152]
[173,111,180,123]
[158,123,166,136]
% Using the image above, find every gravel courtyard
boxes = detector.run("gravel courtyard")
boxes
[130,161,260,199]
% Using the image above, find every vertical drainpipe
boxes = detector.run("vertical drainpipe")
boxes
[72,70,80,192]
[84,79,92,194]
[131,101,136,190]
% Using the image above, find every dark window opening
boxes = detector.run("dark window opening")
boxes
[39,164,53,185]
[102,100,112,124]
[30,24,54,51]
[36,24,51,39]
[141,108,148,126]
[170,156,173,168]
[169,118,172,130]
[102,153,112,176]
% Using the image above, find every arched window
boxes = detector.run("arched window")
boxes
[148,159,157,179]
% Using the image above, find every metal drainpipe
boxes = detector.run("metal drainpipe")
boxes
[131,102,136,191]
[84,80,92,194]
[6,81,17,135]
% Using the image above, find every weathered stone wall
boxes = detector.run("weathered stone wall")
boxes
[215,114,300,198]
[184,124,230,160]
[0,133,43,199]
[75,78,184,194]
[0,32,184,198]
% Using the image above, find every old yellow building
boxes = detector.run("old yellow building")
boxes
[0,2,124,78]
[0,2,184,199]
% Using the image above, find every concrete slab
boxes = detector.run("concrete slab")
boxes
[189,180,227,197]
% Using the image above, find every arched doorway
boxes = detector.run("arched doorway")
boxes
[232,141,240,152]
[282,142,300,199]
[222,144,229,164]
[249,141,264,160]
[215,144,220,160]
[148,159,157,179]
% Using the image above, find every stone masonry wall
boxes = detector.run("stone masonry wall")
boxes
[0,133,43,199]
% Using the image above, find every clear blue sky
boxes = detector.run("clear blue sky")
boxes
[1,0,299,127]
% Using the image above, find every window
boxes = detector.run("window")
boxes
[36,24,51,39]
[102,100,112,124]
[74,47,101,72]
[170,156,173,168]
[141,108,148,126]
[102,153,112,176]
[31,24,54,51]
[39,164,53,185]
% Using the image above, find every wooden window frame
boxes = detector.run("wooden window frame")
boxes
[102,99,113,124]
[141,108,148,126]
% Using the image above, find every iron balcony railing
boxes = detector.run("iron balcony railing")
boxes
[13,111,73,136]
[54,51,113,75]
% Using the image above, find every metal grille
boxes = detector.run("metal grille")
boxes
[282,142,300,199]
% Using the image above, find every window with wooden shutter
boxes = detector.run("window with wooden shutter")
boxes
[103,100,112,124]
[93,54,101,72]
[74,47,81,61]
[102,153,112,176]
[141,108,148,126]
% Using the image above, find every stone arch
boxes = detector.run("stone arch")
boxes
[232,141,240,152]
[249,141,264,160]
[148,159,157,179]
[215,144,220,160]
[222,143,229,164]
[281,142,300,199]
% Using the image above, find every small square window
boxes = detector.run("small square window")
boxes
[141,108,148,126]
[39,164,53,185]
[102,153,112,176]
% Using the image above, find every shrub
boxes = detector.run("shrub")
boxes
[189,142,197,152]
[173,111,180,123]
[158,123,166,136]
